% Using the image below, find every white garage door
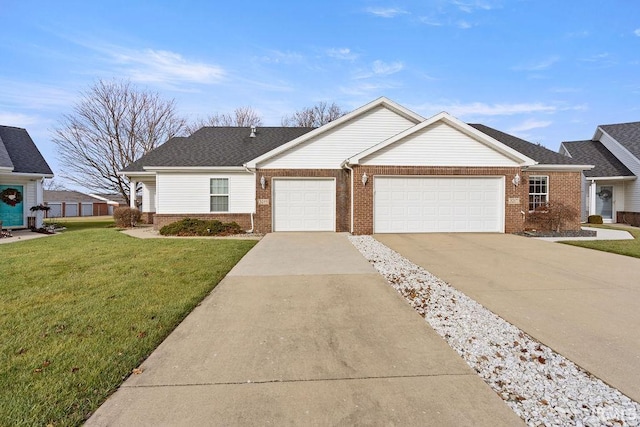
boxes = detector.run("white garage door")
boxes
[273,179,335,231]
[374,177,504,233]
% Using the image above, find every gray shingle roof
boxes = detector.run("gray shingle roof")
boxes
[0,125,53,174]
[469,124,585,165]
[561,140,634,177]
[599,121,640,160]
[122,127,314,172]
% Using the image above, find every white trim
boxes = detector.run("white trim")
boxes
[0,171,53,179]
[0,167,13,173]
[143,166,246,172]
[586,176,636,181]
[526,164,593,171]
[528,175,549,211]
[596,127,640,170]
[245,97,424,168]
[347,112,537,166]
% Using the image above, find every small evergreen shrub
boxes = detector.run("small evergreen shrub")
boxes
[587,215,603,224]
[159,218,243,236]
[113,207,142,228]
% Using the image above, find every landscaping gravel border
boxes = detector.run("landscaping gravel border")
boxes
[349,235,640,427]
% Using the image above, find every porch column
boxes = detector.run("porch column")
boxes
[588,180,597,216]
[129,180,137,209]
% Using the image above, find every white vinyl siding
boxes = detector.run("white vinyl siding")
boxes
[361,122,520,167]
[140,180,156,213]
[599,132,640,212]
[374,177,504,233]
[156,172,255,214]
[273,179,335,231]
[259,106,416,169]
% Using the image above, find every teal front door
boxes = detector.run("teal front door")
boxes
[0,185,25,227]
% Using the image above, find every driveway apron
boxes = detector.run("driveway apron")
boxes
[375,233,640,402]
[87,232,521,426]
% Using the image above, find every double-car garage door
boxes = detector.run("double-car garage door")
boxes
[374,177,504,233]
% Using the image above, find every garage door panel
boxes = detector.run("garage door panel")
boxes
[374,177,503,233]
[273,179,335,231]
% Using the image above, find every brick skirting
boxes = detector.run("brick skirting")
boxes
[153,213,253,231]
[617,211,640,227]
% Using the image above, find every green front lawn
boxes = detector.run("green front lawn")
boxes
[0,221,256,426]
[561,225,640,258]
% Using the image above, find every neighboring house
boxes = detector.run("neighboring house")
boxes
[561,121,640,224]
[44,190,122,217]
[120,97,591,234]
[0,125,53,229]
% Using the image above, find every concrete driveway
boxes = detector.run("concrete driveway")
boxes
[87,232,521,426]
[375,233,640,402]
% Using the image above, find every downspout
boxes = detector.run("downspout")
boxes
[244,165,256,233]
[341,160,355,234]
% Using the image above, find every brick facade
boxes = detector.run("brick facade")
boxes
[254,169,350,234]
[153,213,252,231]
[522,170,583,231]
[351,166,527,235]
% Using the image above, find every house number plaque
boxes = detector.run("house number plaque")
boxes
[258,199,269,205]
[508,197,520,205]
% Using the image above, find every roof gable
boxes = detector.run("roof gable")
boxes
[121,127,314,172]
[349,112,536,166]
[0,125,53,175]
[598,121,640,160]
[245,97,424,168]
[561,140,634,178]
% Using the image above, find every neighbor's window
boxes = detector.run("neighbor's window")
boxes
[210,178,229,212]
[528,176,548,211]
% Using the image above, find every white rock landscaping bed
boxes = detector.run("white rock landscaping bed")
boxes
[349,235,640,427]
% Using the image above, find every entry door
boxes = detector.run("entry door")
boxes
[0,185,24,227]
[596,185,613,220]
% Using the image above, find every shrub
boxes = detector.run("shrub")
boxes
[587,215,603,224]
[159,218,243,236]
[527,201,579,232]
[113,207,142,228]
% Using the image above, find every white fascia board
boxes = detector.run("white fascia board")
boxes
[245,97,425,168]
[117,171,155,177]
[143,166,248,173]
[585,175,637,181]
[526,164,594,171]
[346,111,537,166]
[3,171,54,179]
[0,166,13,173]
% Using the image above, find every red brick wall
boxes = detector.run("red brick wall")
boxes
[522,170,583,231]
[351,166,527,235]
[254,169,350,233]
[153,213,252,231]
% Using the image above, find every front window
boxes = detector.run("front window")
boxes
[529,176,548,211]
[210,178,229,212]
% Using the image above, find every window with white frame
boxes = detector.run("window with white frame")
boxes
[528,176,548,211]
[210,178,229,212]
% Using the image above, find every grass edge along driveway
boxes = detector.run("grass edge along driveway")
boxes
[561,224,640,258]
[0,221,256,426]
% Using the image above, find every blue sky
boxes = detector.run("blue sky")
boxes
[1,0,639,187]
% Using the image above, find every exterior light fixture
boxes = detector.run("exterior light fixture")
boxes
[361,172,368,186]
[260,175,266,189]
[512,173,521,187]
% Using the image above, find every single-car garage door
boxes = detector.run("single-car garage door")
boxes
[273,178,335,231]
[374,177,504,233]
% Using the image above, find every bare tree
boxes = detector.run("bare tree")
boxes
[281,101,348,127]
[53,79,186,205]
[187,106,263,134]
[42,178,67,191]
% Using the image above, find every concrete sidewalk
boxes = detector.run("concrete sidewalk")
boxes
[87,232,521,426]
[375,233,640,402]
